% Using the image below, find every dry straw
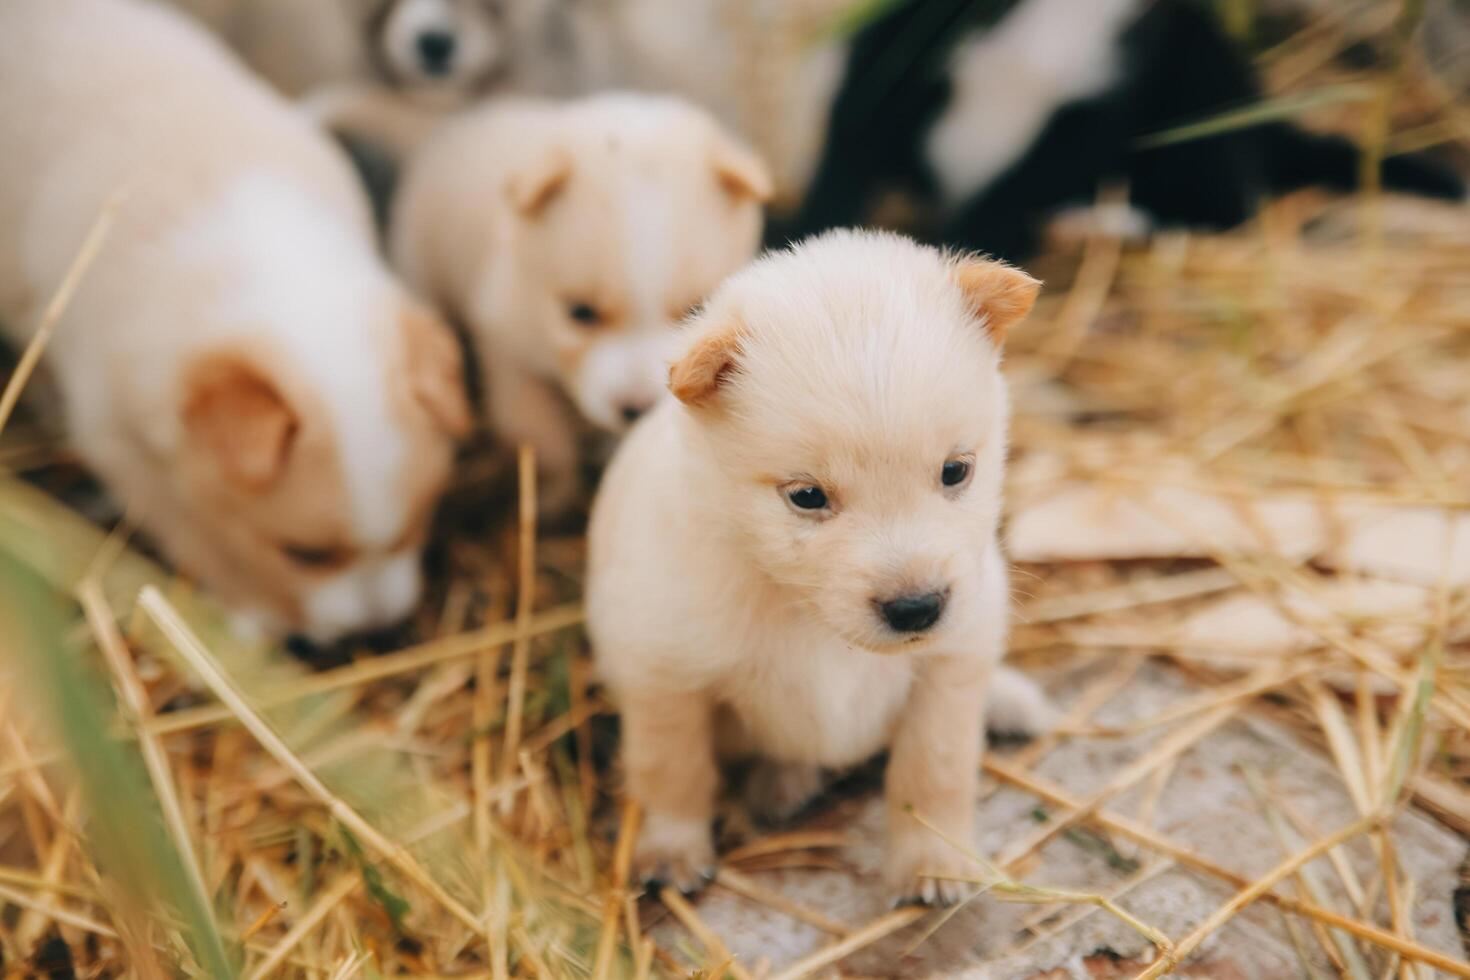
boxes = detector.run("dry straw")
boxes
[2,0,1470,975]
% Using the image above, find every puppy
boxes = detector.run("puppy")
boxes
[366,0,507,96]
[392,93,770,512]
[198,0,511,100]
[299,0,514,160]
[586,230,1049,904]
[296,0,601,161]
[0,0,470,642]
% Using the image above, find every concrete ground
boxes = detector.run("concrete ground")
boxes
[647,660,1470,978]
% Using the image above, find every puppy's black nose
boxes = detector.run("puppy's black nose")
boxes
[877,591,947,633]
[619,402,649,424]
[417,31,456,73]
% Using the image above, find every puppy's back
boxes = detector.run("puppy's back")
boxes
[0,0,371,338]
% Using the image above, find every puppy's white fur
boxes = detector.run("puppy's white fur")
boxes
[392,93,769,511]
[586,230,1048,903]
[927,0,1143,205]
[0,0,469,641]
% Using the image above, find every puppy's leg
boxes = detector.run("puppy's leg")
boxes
[985,665,1058,739]
[884,653,987,906]
[484,360,582,516]
[622,692,718,893]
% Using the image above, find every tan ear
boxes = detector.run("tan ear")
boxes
[182,356,298,491]
[951,258,1042,344]
[669,318,744,407]
[402,308,472,439]
[711,136,773,204]
[506,146,572,217]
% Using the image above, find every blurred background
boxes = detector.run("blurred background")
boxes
[2,0,1470,976]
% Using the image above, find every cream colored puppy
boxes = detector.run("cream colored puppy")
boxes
[587,230,1050,904]
[0,0,469,641]
[392,93,770,511]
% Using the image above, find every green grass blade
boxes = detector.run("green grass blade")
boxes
[0,551,237,977]
[1135,84,1376,150]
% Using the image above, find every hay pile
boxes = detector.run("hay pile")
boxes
[2,4,1470,977]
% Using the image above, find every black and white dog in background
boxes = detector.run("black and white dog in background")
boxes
[783,0,1467,260]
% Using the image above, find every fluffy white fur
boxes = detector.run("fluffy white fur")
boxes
[0,0,468,641]
[586,230,1051,903]
[392,92,769,512]
[927,0,1143,205]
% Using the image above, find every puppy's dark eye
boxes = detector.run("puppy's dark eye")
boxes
[787,485,829,511]
[941,458,972,488]
[567,302,602,327]
[282,543,353,570]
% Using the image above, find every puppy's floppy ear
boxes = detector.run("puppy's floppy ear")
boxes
[951,257,1041,344]
[506,146,572,217]
[669,317,744,407]
[182,355,298,491]
[711,134,773,204]
[401,308,472,438]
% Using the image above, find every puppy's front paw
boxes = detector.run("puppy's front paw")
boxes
[632,811,715,895]
[885,833,984,908]
[744,761,825,824]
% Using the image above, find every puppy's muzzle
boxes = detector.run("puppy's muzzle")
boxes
[875,589,949,633]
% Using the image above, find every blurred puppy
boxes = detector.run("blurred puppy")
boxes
[297,0,601,160]
[0,0,470,641]
[586,230,1050,904]
[392,93,770,512]
[368,0,508,96]
[199,0,512,99]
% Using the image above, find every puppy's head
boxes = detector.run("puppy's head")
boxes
[168,302,469,643]
[490,94,770,432]
[370,0,505,95]
[668,231,1039,652]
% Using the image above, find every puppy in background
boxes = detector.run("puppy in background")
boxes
[366,0,510,97]
[189,0,515,99]
[586,230,1051,903]
[297,0,600,160]
[0,0,470,642]
[299,0,514,159]
[392,93,770,513]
